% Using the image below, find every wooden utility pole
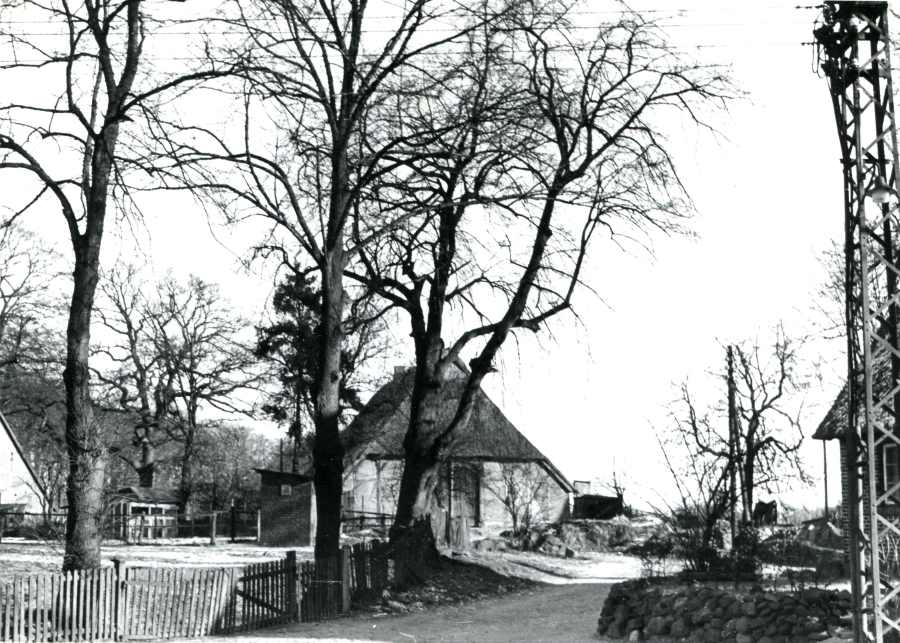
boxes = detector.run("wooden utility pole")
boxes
[727,346,738,541]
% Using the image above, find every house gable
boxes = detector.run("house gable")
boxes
[342,364,574,494]
[0,409,47,511]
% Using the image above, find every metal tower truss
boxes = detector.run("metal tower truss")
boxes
[816,3,900,642]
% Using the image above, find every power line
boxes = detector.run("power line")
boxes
[0,21,815,36]
[0,4,823,25]
[0,40,813,64]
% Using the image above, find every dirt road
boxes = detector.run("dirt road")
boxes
[209,583,608,643]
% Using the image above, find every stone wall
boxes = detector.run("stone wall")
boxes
[597,579,852,643]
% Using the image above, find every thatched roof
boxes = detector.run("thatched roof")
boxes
[814,347,894,440]
[343,364,574,492]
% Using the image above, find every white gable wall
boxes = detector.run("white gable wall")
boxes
[0,419,44,512]
[342,458,570,536]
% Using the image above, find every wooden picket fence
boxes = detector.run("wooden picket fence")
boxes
[0,544,392,641]
[349,540,390,595]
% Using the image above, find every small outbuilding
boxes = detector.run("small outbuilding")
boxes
[112,484,180,540]
[255,469,316,547]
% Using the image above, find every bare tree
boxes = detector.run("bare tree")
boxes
[140,0,509,555]
[346,3,735,567]
[653,428,732,572]
[482,463,548,533]
[0,223,61,374]
[673,325,811,524]
[193,423,277,511]
[94,264,175,487]
[94,268,261,511]
[0,0,234,567]
[151,275,261,511]
[0,223,68,517]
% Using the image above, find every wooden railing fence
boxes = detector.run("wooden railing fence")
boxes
[0,543,392,641]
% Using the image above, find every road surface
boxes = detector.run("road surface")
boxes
[201,582,609,643]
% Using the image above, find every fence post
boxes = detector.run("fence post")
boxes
[341,545,351,614]
[230,506,236,543]
[209,512,217,546]
[138,515,145,544]
[113,558,129,641]
[286,551,299,622]
[256,509,261,542]
[0,512,5,544]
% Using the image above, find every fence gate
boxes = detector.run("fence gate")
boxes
[230,555,297,632]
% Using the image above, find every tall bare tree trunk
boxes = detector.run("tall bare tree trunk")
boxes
[179,446,194,513]
[312,238,346,556]
[63,227,107,570]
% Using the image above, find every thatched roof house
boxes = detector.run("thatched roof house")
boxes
[340,362,574,537]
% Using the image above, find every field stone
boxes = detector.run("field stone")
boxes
[808,633,830,641]
[694,608,714,624]
[671,619,690,638]
[750,618,768,630]
[736,617,752,634]
[616,605,631,624]
[742,602,758,617]
[607,622,627,639]
[626,618,644,632]
[702,630,720,643]
[737,634,754,643]
[629,629,644,642]
[646,616,670,636]
[758,637,775,643]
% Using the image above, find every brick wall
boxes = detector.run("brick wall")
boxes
[258,476,314,547]
[840,440,850,563]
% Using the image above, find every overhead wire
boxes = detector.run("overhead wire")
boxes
[0,4,824,24]
[0,3,823,63]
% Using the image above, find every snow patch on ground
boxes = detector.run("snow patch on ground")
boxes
[464,549,642,585]
[0,539,313,584]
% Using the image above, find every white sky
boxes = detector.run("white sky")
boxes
[4,0,851,512]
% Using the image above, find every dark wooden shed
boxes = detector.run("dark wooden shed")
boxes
[255,469,315,547]
[573,493,625,520]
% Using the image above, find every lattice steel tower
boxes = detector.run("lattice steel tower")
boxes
[816,3,900,642]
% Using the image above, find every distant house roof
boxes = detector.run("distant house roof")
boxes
[117,486,181,505]
[0,408,47,501]
[254,468,314,484]
[343,365,575,493]
[813,346,893,441]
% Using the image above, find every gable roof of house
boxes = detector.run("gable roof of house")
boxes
[117,486,181,505]
[0,408,48,501]
[343,366,575,493]
[813,346,893,441]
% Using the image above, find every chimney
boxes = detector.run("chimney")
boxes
[137,462,155,488]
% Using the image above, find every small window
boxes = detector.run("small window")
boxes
[280,484,292,496]
[886,444,899,497]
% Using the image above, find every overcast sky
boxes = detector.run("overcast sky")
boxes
[6,0,848,512]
